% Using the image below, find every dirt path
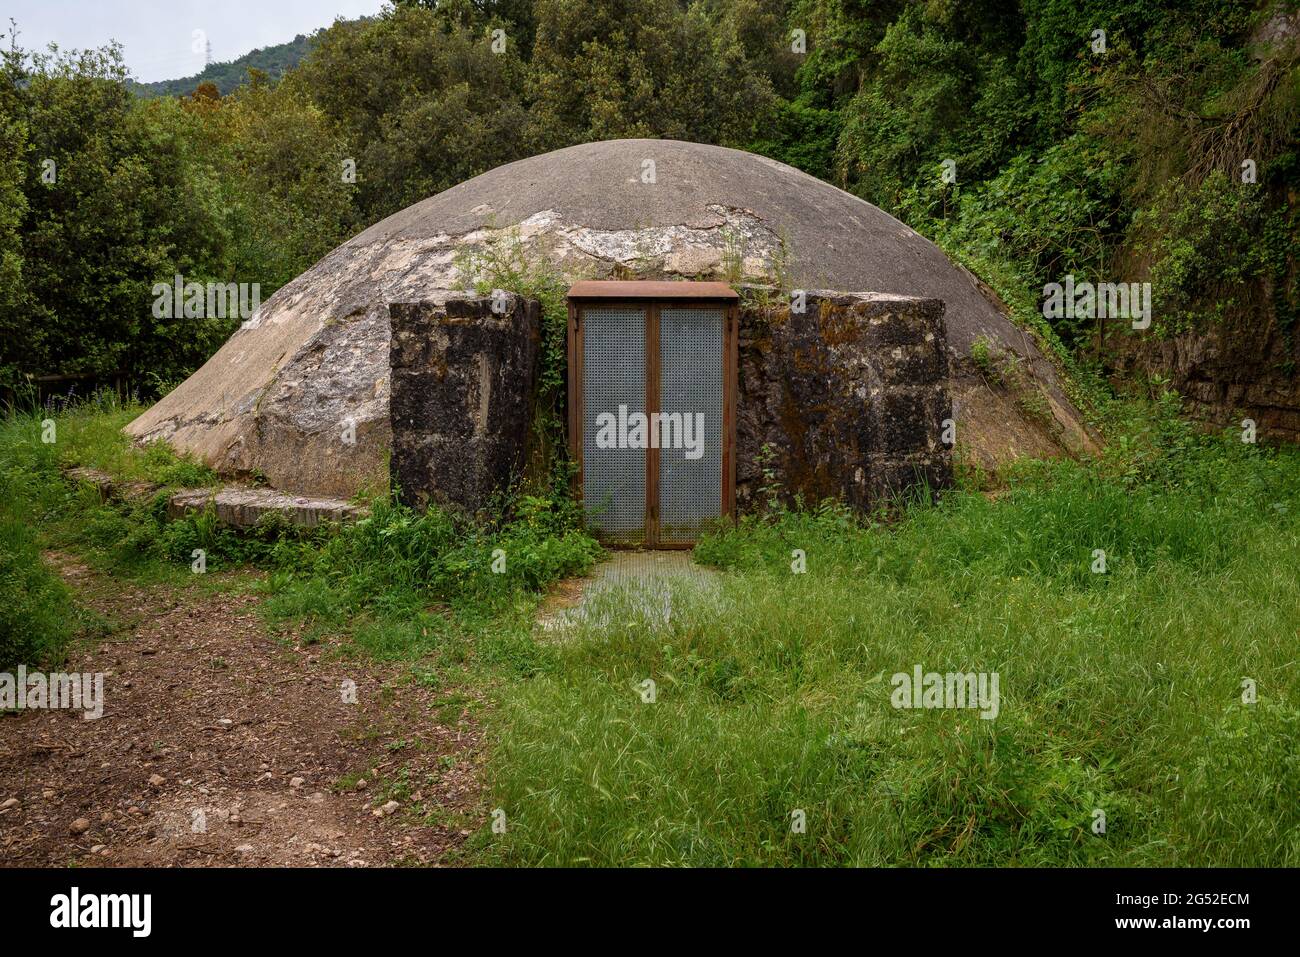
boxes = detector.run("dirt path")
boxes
[0,555,484,867]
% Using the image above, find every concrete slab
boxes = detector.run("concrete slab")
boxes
[166,487,368,529]
[62,466,366,529]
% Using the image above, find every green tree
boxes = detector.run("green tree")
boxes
[0,43,234,389]
[184,72,357,292]
[0,26,29,366]
[289,5,530,223]
[525,0,776,151]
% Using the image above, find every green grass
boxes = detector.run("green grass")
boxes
[6,389,1298,867]
[0,392,198,667]
[477,410,1300,867]
[0,490,82,668]
[253,495,601,667]
[0,391,600,679]
[6,391,220,488]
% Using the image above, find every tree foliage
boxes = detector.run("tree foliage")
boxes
[129,33,316,99]
[0,33,355,390]
[1,1,1295,387]
[287,6,530,221]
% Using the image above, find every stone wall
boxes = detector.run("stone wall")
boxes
[388,293,541,515]
[1106,308,1300,445]
[388,288,952,519]
[737,291,953,511]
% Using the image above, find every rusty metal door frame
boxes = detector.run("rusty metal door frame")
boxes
[567,282,738,548]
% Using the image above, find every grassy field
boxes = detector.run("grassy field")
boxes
[0,391,599,671]
[0,394,167,667]
[478,404,1300,867]
[3,391,1298,866]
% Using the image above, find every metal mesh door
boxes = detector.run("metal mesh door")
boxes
[582,306,647,543]
[658,307,724,544]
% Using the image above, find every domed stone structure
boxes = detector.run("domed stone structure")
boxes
[126,138,1095,500]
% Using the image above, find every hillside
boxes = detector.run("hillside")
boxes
[129,32,313,97]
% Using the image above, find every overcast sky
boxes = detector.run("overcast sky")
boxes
[4,0,389,82]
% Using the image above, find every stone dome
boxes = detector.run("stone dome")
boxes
[127,138,1094,497]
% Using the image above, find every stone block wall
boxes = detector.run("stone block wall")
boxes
[1106,309,1300,445]
[388,294,541,515]
[737,290,953,511]
[389,288,951,520]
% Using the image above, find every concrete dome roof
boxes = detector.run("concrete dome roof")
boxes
[127,139,1094,497]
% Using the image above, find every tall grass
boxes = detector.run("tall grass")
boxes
[8,389,1298,866]
[481,414,1300,866]
[0,480,80,669]
[0,394,169,667]
[0,391,601,673]
[257,494,601,664]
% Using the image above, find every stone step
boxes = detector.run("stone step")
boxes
[167,487,368,529]
[64,467,162,503]
[63,467,365,529]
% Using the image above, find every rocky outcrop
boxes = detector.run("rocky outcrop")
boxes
[1101,9,1299,445]
[388,293,541,514]
[737,291,952,510]
[1107,308,1300,444]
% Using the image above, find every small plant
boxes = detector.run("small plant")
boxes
[720,227,746,284]
[756,442,784,517]
[970,335,996,377]
[1014,383,1054,428]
